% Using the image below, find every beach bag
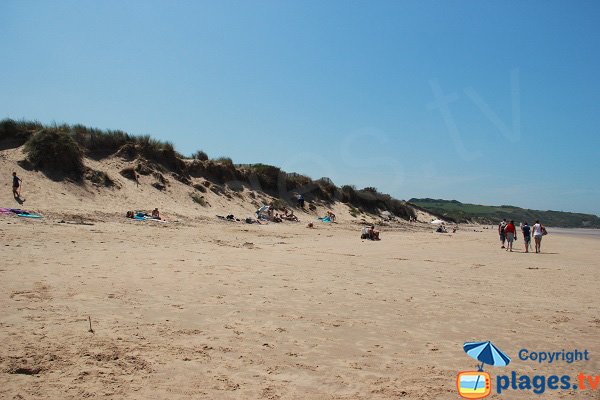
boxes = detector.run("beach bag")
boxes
[541,226,548,236]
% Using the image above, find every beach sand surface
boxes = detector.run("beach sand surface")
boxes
[1,216,598,400]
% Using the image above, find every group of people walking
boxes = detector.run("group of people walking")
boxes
[498,219,546,253]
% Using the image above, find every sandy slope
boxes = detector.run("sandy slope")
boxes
[1,148,599,399]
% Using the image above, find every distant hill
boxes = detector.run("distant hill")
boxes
[409,198,600,228]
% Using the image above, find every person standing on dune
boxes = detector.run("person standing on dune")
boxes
[12,172,22,198]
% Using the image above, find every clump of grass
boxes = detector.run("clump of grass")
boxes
[209,184,226,195]
[193,183,207,193]
[271,198,287,210]
[152,182,166,191]
[192,150,208,161]
[0,119,41,149]
[85,169,117,188]
[24,129,84,180]
[213,156,234,166]
[120,167,138,181]
[191,193,209,207]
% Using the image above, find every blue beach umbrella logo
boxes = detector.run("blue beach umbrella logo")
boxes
[464,341,511,370]
[457,341,511,399]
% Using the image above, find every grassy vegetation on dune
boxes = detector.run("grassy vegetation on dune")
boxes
[409,198,600,228]
[1,118,416,220]
[24,129,85,180]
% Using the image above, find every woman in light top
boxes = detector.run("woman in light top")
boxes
[531,220,544,253]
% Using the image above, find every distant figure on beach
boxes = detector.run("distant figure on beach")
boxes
[522,222,531,253]
[296,194,305,209]
[368,225,380,240]
[12,172,22,198]
[326,211,336,222]
[532,220,544,253]
[504,220,517,252]
[498,219,507,248]
[151,208,160,219]
[282,208,299,221]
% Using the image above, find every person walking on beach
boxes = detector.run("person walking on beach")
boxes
[498,219,507,248]
[532,220,544,253]
[504,220,517,252]
[12,172,22,198]
[521,222,532,253]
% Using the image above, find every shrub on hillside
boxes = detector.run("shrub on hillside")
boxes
[72,125,131,157]
[0,119,40,148]
[192,150,209,161]
[24,129,84,179]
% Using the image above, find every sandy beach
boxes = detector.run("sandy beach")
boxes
[1,210,598,399]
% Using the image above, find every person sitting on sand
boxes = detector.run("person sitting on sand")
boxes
[283,209,299,221]
[360,226,370,239]
[151,208,160,219]
[368,225,380,240]
[326,211,336,222]
[126,211,134,218]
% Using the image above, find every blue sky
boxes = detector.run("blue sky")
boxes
[2,0,599,214]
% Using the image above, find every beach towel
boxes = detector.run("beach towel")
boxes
[318,216,331,223]
[134,215,167,223]
[1,208,42,218]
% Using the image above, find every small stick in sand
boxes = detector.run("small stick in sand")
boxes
[88,316,94,333]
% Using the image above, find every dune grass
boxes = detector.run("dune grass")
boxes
[1,118,416,220]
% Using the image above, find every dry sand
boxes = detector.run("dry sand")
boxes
[1,148,599,399]
[1,218,599,399]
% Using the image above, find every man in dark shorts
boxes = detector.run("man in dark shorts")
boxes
[521,222,532,252]
[12,172,22,198]
[498,219,507,248]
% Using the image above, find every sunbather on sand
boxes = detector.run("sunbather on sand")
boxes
[368,225,381,240]
[326,211,336,222]
[151,208,160,219]
[283,209,299,221]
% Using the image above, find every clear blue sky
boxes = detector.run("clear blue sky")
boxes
[2,0,599,215]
